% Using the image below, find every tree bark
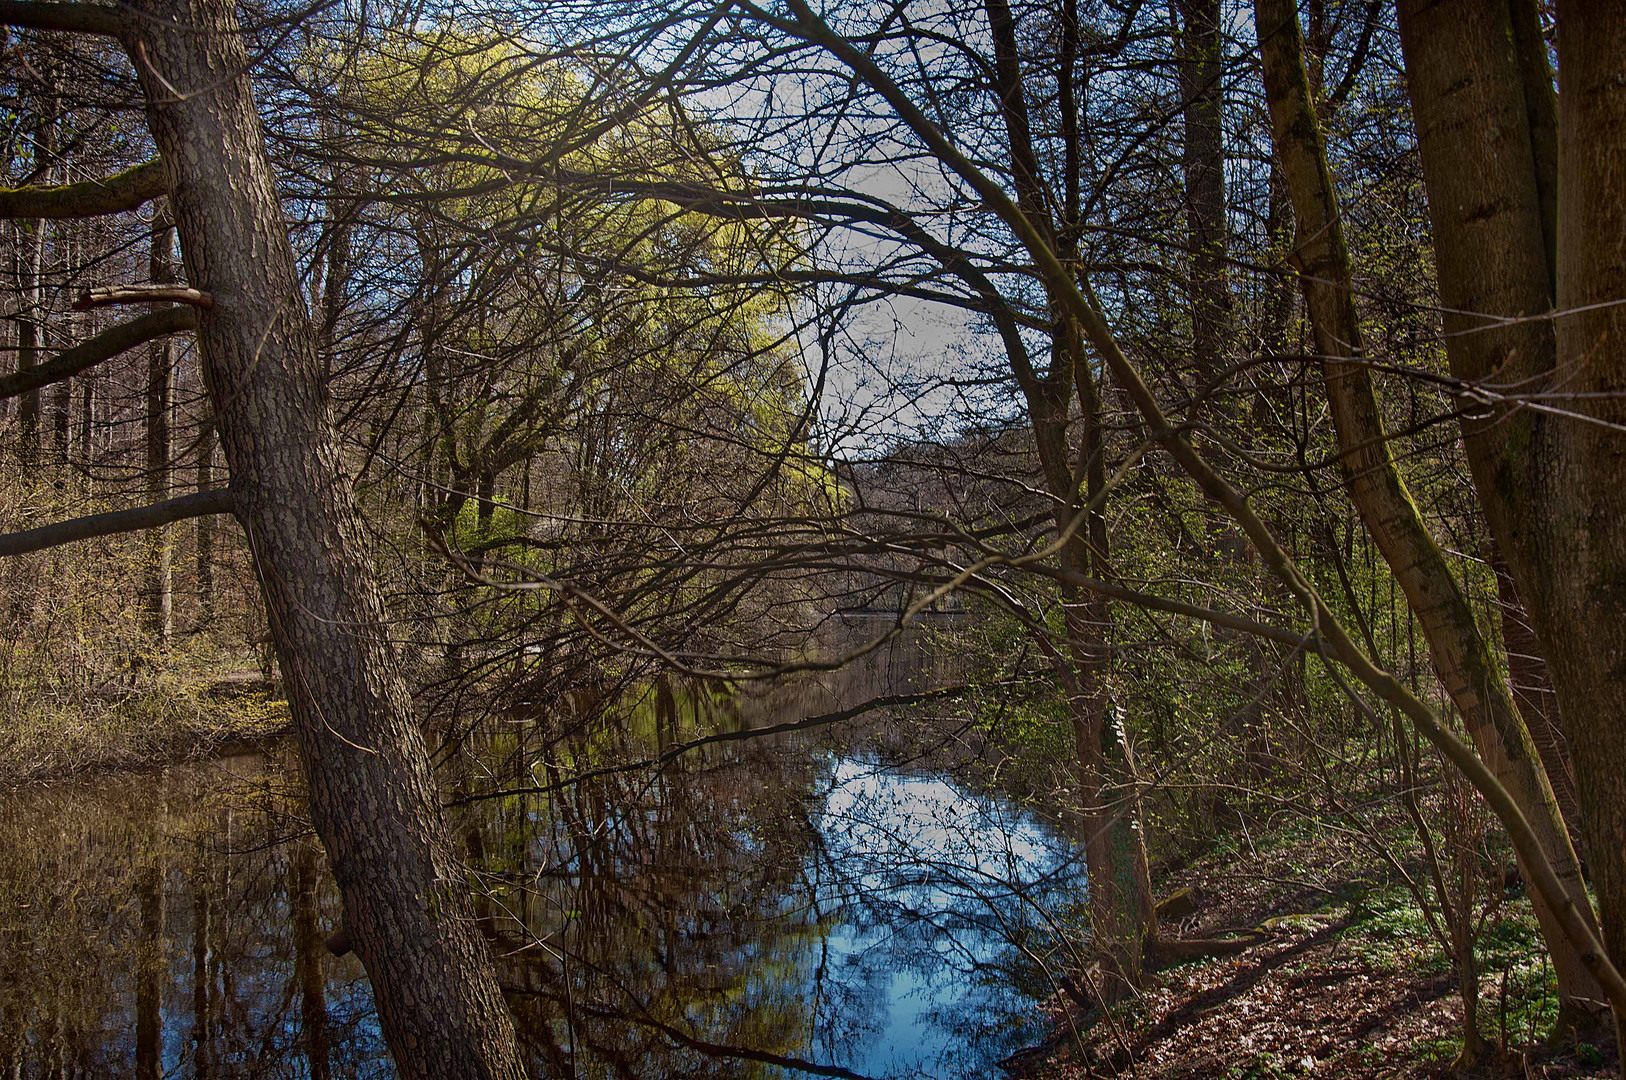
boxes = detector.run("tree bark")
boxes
[196,406,216,625]
[118,2,528,1076]
[1395,0,1556,586]
[1258,0,1604,1017]
[1548,0,1626,1051]
[13,55,57,466]
[1178,0,1231,388]
[144,214,175,642]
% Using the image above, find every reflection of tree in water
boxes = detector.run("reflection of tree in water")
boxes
[0,756,386,1079]
[457,677,1078,1080]
[808,761,1087,1078]
[470,684,846,1079]
[1,664,1073,1080]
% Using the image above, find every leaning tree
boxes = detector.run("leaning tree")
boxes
[0,0,526,1075]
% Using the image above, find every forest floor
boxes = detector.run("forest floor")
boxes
[1012,819,1617,1080]
[0,668,288,787]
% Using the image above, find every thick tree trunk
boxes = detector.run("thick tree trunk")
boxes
[1258,0,1604,1019]
[1398,0,1626,1041]
[1395,0,1556,590]
[120,2,527,1077]
[1548,0,1626,1053]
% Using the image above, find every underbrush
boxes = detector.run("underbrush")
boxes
[0,465,282,785]
[0,657,289,786]
[1027,816,1614,1080]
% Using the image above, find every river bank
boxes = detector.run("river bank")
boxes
[13,668,1605,1080]
[1014,819,1618,1080]
[0,669,288,788]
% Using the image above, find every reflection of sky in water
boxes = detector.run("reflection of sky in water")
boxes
[0,750,1082,1080]
[805,758,1082,1079]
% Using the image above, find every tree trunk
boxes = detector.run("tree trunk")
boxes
[978,0,1158,985]
[144,214,175,643]
[1178,0,1230,389]
[1547,0,1626,1050]
[1398,0,1626,1041]
[1257,0,1604,1019]
[195,415,215,626]
[14,64,55,466]
[1062,336,1153,993]
[120,2,527,1076]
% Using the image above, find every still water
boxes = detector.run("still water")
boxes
[0,685,1085,1078]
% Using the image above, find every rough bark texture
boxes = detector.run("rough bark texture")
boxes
[119,2,528,1076]
[1548,0,1626,1049]
[1178,0,1230,387]
[1399,0,1626,1038]
[1395,0,1555,580]
[195,412,215,624]
[1258,0,1603,1014]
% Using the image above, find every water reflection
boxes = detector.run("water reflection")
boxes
[1,678,1081,1079]
[806,759,1082,1077]
[0,758,387,1078]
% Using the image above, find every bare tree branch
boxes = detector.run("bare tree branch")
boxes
[0,489,234,558]
[74,284,213,309]
[0,159,164,219]
[0,306,197,400]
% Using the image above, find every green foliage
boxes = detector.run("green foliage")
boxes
[1341,888,1449,974]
